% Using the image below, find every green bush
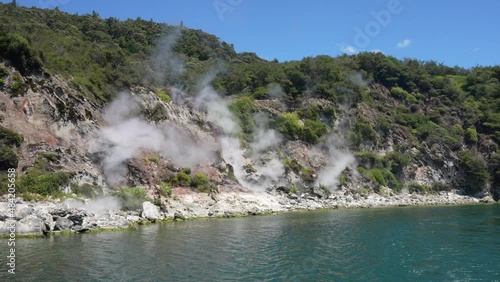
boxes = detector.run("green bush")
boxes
[229,96,256,137]
[319,184,331,197]
[302,119,328,144]
[71,183,103,198]
[283,157,303,173]
[394,112,429,129]
[173,171,191,186]
[0,144,18,170]
[159,182,172,197]
[458,151,489,195]
[112,186,148,210]
[360,168,401,190]
[408,183,432,194]
[350,120,378,147]
[191,172,212,192]
[390,87,409,100]
[290,184,298,194]
[431,182,451,192]
[415,122,462,150]
[298,104,321,120]
[39,152,59,162]
[18,170,71,196]
[10,72,24,96]
[301,167,315,182]
[148,155,160,164]
[274,113,302,140]
[464,127,478,145]
[386,151,410,175]
[0,65,8,77]
[321,105,337,125]
[355,150,384,169]
[0,126,24,146]
[182,167,192,175]
[0,33,43,74]
[339,172,348,186]
[157,90,172,103]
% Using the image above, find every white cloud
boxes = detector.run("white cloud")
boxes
[341,45,358,54]
[369,49,383,54]
[397,39,412,48]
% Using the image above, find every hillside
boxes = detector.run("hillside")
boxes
[1,0,500,216]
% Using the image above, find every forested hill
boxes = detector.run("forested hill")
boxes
[1,2,500,200]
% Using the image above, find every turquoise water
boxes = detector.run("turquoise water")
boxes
[1,204,500,281]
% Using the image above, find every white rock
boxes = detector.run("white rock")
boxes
[141,202,162,220]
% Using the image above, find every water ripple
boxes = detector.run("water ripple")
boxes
[1,205,499,281]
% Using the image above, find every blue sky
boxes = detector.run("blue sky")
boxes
[5,0,500,68]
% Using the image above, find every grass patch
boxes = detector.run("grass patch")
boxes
[157,90,172,103]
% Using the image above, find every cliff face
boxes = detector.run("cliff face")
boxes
[0,65,494,202]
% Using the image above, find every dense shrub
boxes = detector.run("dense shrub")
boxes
[464,127,478,145]
[274,113,302,140]
[431,182,451,192]
[350,120,378,147]
[173,171,191,186]
[359,167,401,190]
[10,72,25,96]
[0,126,24,146]
[408,183,432,194]
[0,65,8,77]
[159,182,172,197]
[390,87,409,100]
[298,104,321,120]
[18,170,71,196]
[112,186,148,210]
[355,150,384,169]
[0,144,18,170]
[385,151,410,175]
[156,90,172,103]
[301,167,315,182]
[0,33,43,74]
[458,151,489,195]
[415,122,461,150]
[71,183,103,198]
[302,119,328,144]
[191,173,213,192]
[229,96,256,138]
[283,157,303,173]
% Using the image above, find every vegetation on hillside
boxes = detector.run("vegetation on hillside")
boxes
[0,3,499,198]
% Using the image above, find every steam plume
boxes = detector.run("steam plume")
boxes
[94,93,213,187]
[315,134,356,189]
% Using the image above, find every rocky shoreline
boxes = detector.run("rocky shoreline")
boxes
[0,189,496,237]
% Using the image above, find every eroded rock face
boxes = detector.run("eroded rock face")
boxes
[17,215,47,235]
[54,217,74,231]
[141,202,162,220]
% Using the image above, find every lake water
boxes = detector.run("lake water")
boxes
[1,204,500,281]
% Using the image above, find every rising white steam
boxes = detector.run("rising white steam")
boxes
[267,83,285,99]
[84,196,122,213]
[251,113,282,154]
[348,72,369,88]
[147,28,185,85]
[94,93,213,187]
[315,134,356,189]
[64,196,122,213]
[194,84,240,135]
[194,78,284,191]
